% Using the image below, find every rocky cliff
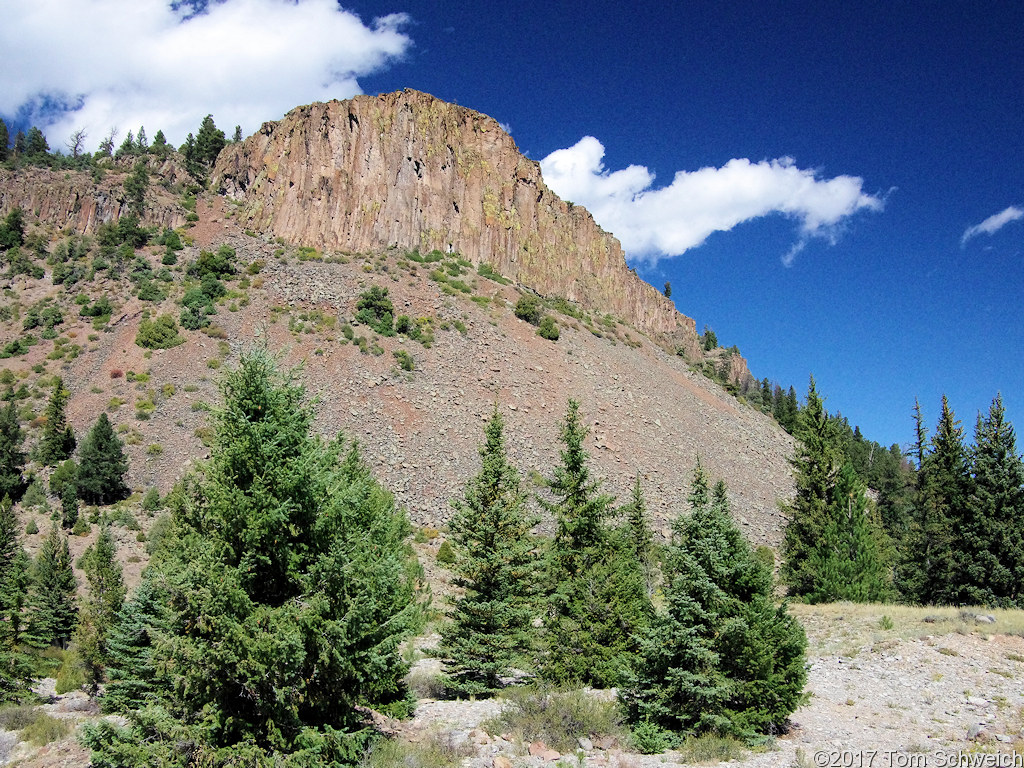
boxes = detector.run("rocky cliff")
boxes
[214,90,708,357]
[0,158,188,234]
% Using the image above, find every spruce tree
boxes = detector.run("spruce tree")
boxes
[37,377,75,466]
[75,526,125,692]
[77,412,129,505]
[781,377,842,597]
[540,400,649,688]
[953,395,1024,607]
[60,482,78,529]
[101,576,174,714]
[803,464,893,603]
[622,462,807,742]
[782,379,892,602]
[84,348,424,765]
[435,408,539,696]
[896,396,968,605]
[620,472,655,594]
[27,522,78,648]
[0,401,26,502]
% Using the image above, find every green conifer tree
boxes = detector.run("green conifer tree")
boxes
[27,522,78,648]
[435,408,539,696]
[0,496,32,701]
[0,119,9,162]
[84,348,424,765]
[0,401,26,502]
[620,473,655,594]
[77,413,129,505]
[622,463,807,743]
[37,377,75,466]
[803,464,893,603]
[60,482,78,529]
[781,377,842,597]
[952,395,1024,607]
[540,400,649,688]
[195,114,226,166]
[75,526,125,692]
[896,396,968,604]
[100,576,174,714]
[782,379,892,602]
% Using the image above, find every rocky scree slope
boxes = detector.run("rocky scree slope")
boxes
[0,188,794,552]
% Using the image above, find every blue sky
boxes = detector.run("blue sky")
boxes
[2,0,1021,449]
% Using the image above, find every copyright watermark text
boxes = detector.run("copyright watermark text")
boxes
[811,750,1024,768]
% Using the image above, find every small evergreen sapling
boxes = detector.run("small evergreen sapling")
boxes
[0,496,32,701]
[76,526,125,692]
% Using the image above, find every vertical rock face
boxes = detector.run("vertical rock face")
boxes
[0,160,187,234]
[214,89,696,344]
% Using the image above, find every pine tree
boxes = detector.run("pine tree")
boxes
[27,522,78,648]
[896,396,969,605]
[0,118,9,162]
[0,401,26,502]
[77,413,129,505]
[435,408,539,696]
[540,400,649,688]
[76,526,125,692]
[622,462,807,742]
[37,377,75,466]
[85,348,424,764]
[195,114,226,166]
[952,395,1024,607]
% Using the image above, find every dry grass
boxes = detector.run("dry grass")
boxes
[790,602,1024,655]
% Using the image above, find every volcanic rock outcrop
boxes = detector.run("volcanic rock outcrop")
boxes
[215,89,717,364]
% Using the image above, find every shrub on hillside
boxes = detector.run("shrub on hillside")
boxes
[135,315,183,349]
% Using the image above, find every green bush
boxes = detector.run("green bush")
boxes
[537,316,559,341]
[354,285,395,336]
[25,518,38,535]
[135,314,184,349]
[141,486,162,511]
[54,648,85,694]
[189,244,236,278]
[393,350,414,372]
[514,295,541,325]
[630,719,679,754]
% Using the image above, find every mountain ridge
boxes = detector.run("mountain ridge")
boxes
[213,89,746,373]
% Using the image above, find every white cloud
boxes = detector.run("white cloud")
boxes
[961,205,1024,245]
[0,0,411,149]
[540,137,884,265]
